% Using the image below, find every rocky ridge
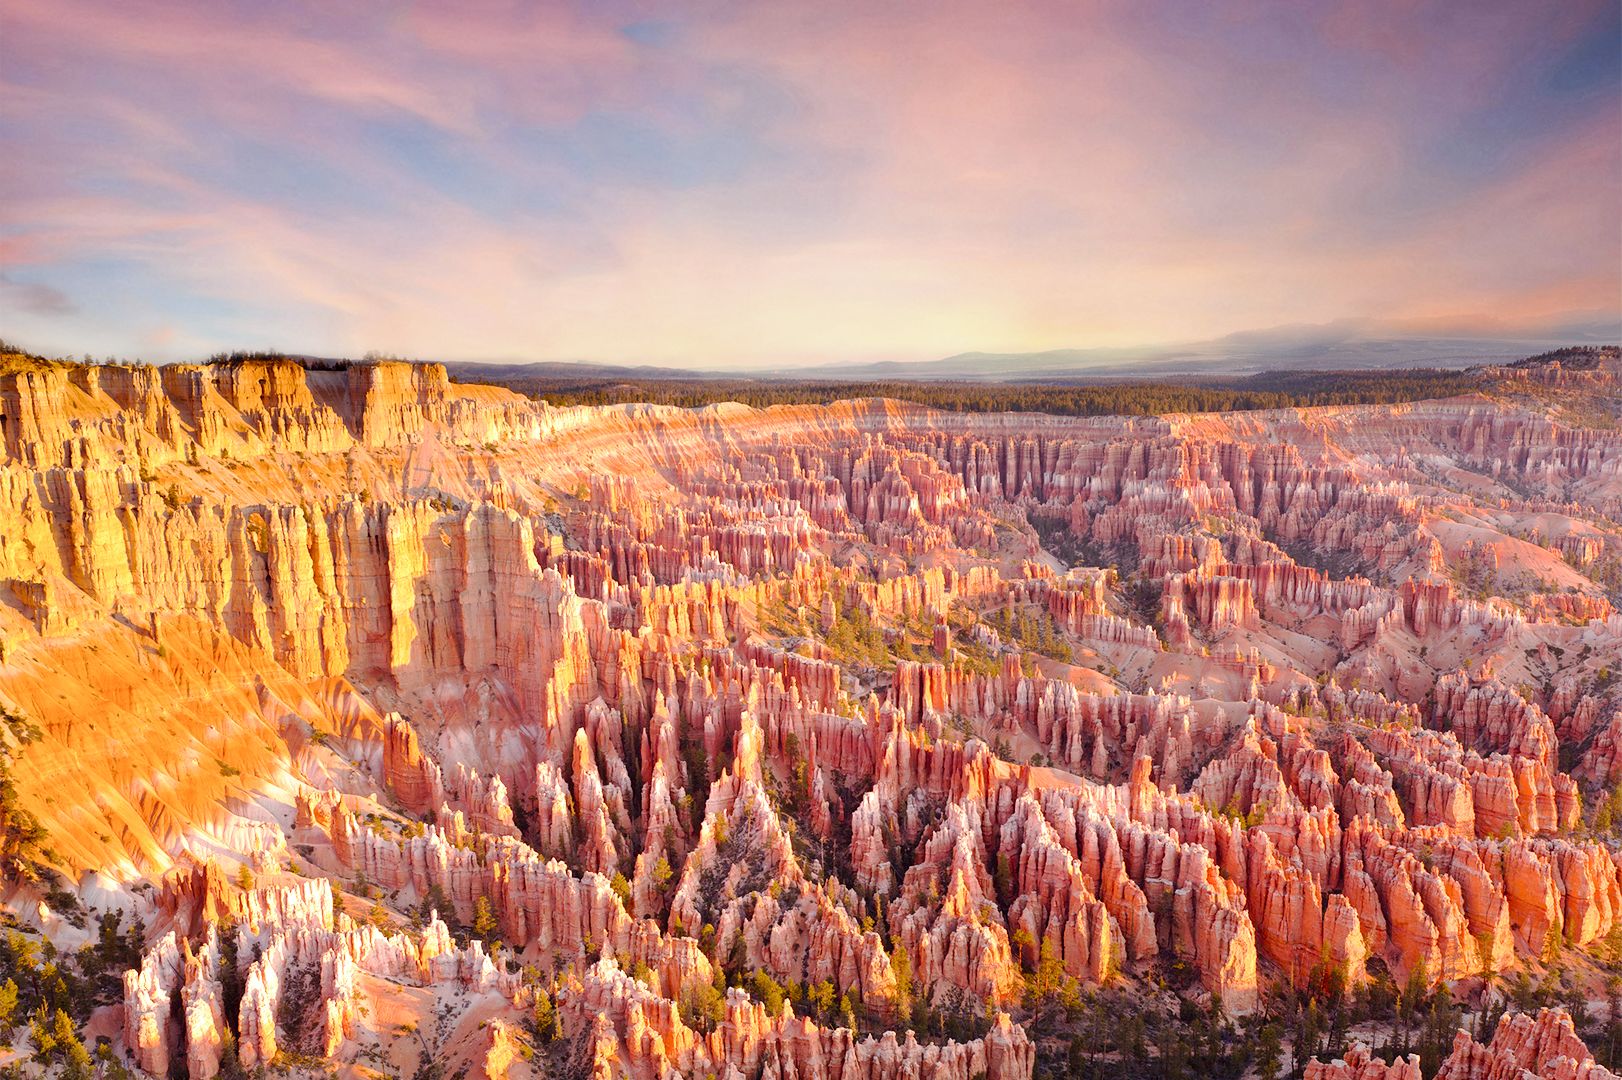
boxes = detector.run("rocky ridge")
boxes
[1,352,1621,1076]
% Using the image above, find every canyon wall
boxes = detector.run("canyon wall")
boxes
[2,352,1620,1076]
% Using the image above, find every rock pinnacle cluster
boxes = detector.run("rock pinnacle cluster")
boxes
[2,350,1621,1079]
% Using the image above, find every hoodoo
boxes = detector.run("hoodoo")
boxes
[2,348,1622,1078]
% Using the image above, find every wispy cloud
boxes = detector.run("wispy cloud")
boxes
[1,0,1616,365]
[0,274,75,317]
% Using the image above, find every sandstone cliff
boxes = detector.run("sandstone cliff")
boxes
[2,352,1621,1076]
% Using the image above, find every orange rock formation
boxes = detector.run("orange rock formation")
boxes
[1,351,1620,1076]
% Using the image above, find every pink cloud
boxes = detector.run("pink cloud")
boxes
[0,0,1615,364]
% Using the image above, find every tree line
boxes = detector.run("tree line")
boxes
[464,369,1489,417]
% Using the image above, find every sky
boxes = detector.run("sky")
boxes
[1,0,1618,369]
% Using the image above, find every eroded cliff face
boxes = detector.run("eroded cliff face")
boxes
[3,352,1622,1077]
[1307,1007,1619,1080]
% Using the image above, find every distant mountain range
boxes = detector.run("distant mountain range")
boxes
[449,315,1620,384]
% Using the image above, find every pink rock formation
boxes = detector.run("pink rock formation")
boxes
[1436,1008,1618,1080]
[2,350,1619,1077]
[1306,1046,1422,1080]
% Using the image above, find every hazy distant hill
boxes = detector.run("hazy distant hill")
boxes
[448,317,1619,383]
[802,334,1617,382]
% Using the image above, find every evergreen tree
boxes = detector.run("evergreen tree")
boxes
[1256,1022,1283,1080]
[890,943,912,1022]
[0,979,16,1044]
[751,970,785,1017]
[532,989,558,1042]
[472,895,499,944]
